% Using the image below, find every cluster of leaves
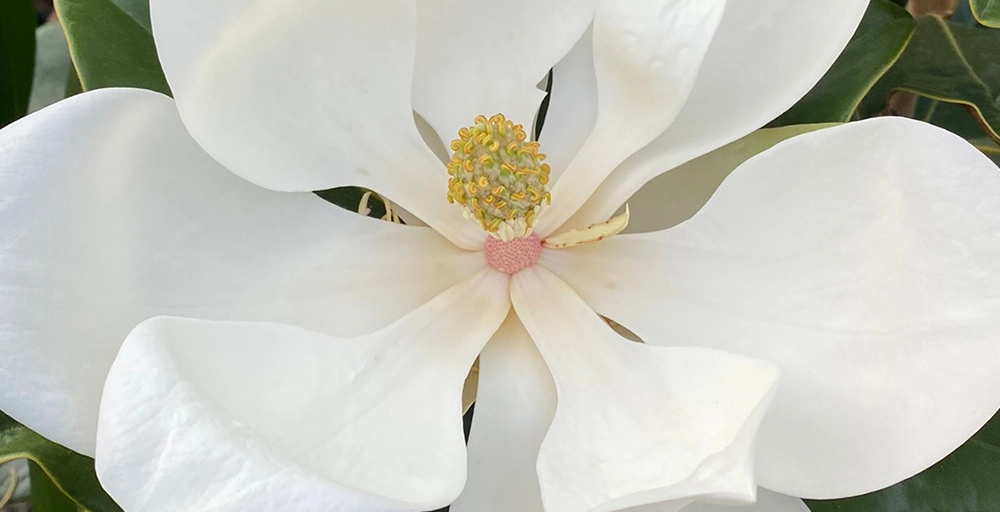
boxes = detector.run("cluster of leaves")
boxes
[0,0,998,510]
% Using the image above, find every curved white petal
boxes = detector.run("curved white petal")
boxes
[95,270,511,512]
[0,88,482,456]
[563,0,869,229]
[542,118,1000,498]
[511,267,779,512]
[451,313,556,512]
[535,0,726,236]
[682,490,808,512]
[538,26,598,185]
[412,0,596,148]
[150,0,482,247]
[625,124,835,234]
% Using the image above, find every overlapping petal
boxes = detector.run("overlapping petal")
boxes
[95,269,510,511]
[625,124,835,234]
[562,0,869,230]
[412,0,596,149]
[542,118,1000,498]
[149,0,482,246]
[512,268,779,512]
[535,0,726,236]
[539,26,598,184]
[0,88,482,455]
[451,313,556,512]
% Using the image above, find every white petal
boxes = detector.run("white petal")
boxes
[542,118,1000,498]
[511,267,779,512]
[95,270,511,512]
[451,313,556,512]
[412,0,596,148]
[563,0,869,229]
[538,26,598,184]
[535,0,726,236]
[150,0,482,247]
[0,88,481,456]
[682,490,809,512]
[625,124,835,234]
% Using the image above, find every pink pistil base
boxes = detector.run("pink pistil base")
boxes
[484,234,542,275]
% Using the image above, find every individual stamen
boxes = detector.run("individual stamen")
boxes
[356,190,402,224]
[542,206,630,249]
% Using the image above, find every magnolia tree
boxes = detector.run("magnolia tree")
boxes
[1,0,1000,511]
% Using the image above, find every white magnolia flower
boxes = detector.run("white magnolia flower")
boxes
[2,1,1000,511]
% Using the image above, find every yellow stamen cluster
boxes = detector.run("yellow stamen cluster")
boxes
[447,114,551,241]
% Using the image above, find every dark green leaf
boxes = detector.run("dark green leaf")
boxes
[110,0,151,33]
[0,411,121,512]
[807,410,1000,512]
[0,0,36,127]
[917,97,985,139]
[65,62,83,98]
[29,462,83,512]
[859,15,1000,143]
[55,0,170,95]
[770,0,914,125]
[971,0,1000,27]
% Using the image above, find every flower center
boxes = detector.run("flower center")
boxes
[447,114,551,241]
[483,234,542,275]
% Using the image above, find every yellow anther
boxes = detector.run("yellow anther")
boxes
[446,113,551,240]
[488,218,503,232]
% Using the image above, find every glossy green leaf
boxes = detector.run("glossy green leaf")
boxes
[0,0,36,128]
[66,63,83,98]
[971,0,1000,27]
[55,0,170,95]
[917,97,987,140]
[807,410,1000,512]
[860,15,1000,143]
[771,0,914,125]
[30,462,84,512]
[110,0,151,32]
[0,411,121,512]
